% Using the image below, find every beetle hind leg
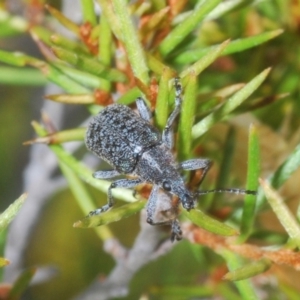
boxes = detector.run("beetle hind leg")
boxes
[93,169,121,179]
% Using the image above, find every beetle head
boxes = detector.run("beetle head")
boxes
[161,179,195,211]
[179,189,195,211]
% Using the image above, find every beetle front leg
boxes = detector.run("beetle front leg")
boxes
[146,185,159,222]
[179,158,212,186]
[88,178,144,216]
[136,97,152,122]
[162,78,183,149]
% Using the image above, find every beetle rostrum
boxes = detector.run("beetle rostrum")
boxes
[85,78,256,241]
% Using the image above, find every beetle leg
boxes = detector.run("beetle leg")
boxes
[146,185,159,222]
[88,178,144,216]
[179,158,212,186]
[147,218,182,242]
[162,78,182,149]
[93,169,121,179]
[179,158,212,171]
[136,97,152,122]
[170,219,182,241]
[146,186,182,241]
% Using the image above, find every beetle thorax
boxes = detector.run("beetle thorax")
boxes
[135,144,177,181]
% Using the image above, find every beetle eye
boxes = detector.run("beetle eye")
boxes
[163,181,171,191]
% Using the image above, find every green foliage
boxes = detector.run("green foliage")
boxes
[0,193,27,233]
[6,268,36,300]
[1,0,300,299]
[0,194,26,278]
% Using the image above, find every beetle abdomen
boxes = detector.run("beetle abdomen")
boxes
[85,104,161,173]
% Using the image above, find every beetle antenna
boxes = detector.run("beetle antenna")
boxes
[195,188,257,196]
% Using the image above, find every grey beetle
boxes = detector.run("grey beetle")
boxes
[85,78,255,241]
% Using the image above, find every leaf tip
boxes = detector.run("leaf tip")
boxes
[73,220,82,228]
[258,177,266,186]
[249,122,258,134]
[273,28,284,36]
[222,273,230,281]
[263,67,272,76]
[21,192,28,199]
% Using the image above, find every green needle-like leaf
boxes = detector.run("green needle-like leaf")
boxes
[112,0,149,85]
[239,124,260,242]
[24,128,86,145]
[145,53,177,77]
[54,63,107,89]
[174,29,283,65]
[0,50,92,93]
[52,47,127,84]
[192,68,271,139]
[155,70,173,131]
[74,201,146,228]
[149,285,213,298]
[7,268,36,300]
[44,64,91,94]
[180,39,229,79]
[223,258,272,281]
[98,15,112,64]
[0,193,27,232]
[0,50,28,66]
[159,0,222,56]
[0,9,28,37]
[50,33,89,55]
[117,87,142,105]
[59,162,114,240]
[96,0,122,40]
[80,0,97,25]
[260,179,300,248]
[270,143,300,188]
[0,67,46,85]
[220,250,259,300]
[178,72,197,160]
[45,4,80,35]
[209,127,236,210]
[257,143,300,208]
[45,94,95,104]
[182,209,238,236]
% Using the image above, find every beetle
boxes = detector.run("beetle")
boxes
[85,78,255,241]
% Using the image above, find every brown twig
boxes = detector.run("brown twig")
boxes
[183,224,300,270]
